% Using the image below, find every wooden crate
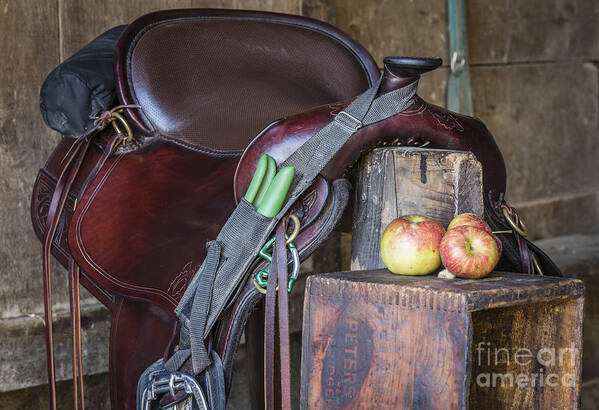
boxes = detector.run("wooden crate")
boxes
[301,270,584,409]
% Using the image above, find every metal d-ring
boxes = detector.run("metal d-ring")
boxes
[110,110,134,144]
[253,243,299,294]
[501,205,528,237]
[531,253,544,276]
[286,214,300,245]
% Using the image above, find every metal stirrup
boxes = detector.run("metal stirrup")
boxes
[139,371,208,410]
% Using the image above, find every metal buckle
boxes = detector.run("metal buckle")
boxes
[501,205,528,237]
[110,110,134,144]
[335,110,362,132]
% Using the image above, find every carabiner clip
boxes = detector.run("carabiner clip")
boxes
[253,214,301,294]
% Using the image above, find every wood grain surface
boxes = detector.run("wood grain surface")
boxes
[301,270,584,409]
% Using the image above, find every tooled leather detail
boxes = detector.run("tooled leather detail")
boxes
[167,261,200,301]
[428,103,465,132]
[34,172,74,259]
[290,189,317,226]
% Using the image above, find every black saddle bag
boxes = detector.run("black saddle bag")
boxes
[40,25,126,137]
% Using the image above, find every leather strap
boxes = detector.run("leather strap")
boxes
[42,130,125,409]
[275,220,291,410]
[264,226,279,409]
[501,202,533,274]
[68,260,85,410]
[516,235,533,274]
[264,218,291,410]
[43,136,92,409]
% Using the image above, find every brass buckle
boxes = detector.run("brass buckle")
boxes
[501,205,528,237]
[501,204,543,275]
[110,110,134,144]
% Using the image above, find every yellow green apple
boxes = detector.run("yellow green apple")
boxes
[380,215,445,275]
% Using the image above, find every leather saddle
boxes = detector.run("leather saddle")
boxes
[31,8,560,410]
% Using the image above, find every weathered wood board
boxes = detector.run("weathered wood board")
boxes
[536,234,599,382]
[351,147,483,271]
[301,270,584,409]
[0,305,110,392]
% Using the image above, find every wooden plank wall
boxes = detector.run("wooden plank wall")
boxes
[0,0,597,408]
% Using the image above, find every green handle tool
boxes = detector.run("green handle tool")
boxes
[256,166,295,217]
[253,155,276,208]
[243,154,268,204]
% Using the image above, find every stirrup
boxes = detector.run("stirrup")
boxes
[138,369,208,410]
[138,360,210,410]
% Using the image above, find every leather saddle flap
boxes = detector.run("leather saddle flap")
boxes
[62,9,379,313]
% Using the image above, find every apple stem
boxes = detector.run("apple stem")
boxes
[492,230,513,234]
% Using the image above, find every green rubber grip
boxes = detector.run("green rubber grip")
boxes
[254,155,276,208]
[243,154,268,204]
[256,166,295,217]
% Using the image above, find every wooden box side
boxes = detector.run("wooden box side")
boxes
[469,296,584,408]
[301,276,473,410]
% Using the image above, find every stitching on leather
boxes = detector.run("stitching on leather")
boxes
[74,154,178,309]
[34,169,118,305]
[157,135,244,157]
[156,116,282,158]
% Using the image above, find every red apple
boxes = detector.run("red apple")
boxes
[447,213,492,234]
[439,226,501,279]
[380,215,445,275]
[447,213,503,256]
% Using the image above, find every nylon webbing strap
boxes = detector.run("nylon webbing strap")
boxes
[277,78,418,218]
[189,241,221,373]
[167,199,274,374]
[169,77,419,377]
[165,241,220,373]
